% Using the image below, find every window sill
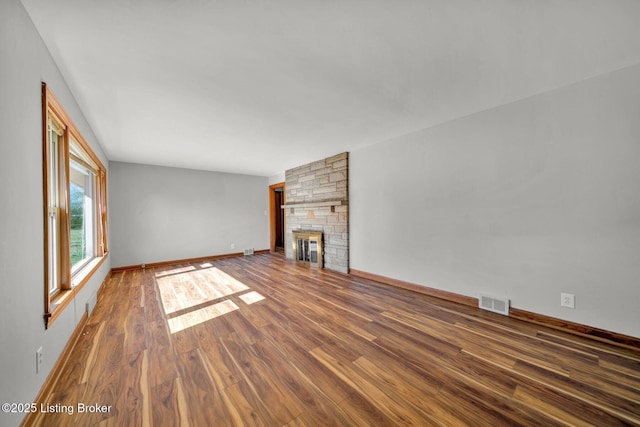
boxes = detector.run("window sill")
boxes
[45,253,108,329]
[72,256,106,288]
[47,289,75,327]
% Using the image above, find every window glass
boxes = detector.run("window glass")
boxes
[47,117,62,296]
[69,159,95,270]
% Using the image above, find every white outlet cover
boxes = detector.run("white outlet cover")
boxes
[36,346,43,373]
[561,293,575,309]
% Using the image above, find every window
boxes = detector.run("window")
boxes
[42,83,108,328]
[69,139,97,271]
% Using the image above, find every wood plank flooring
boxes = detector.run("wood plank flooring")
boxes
[31,254,640,426]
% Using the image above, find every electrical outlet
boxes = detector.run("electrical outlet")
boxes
[561,293,575,309]
[36,346,43,373]
[231,243,235,249]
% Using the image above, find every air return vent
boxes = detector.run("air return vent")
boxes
[243,248,255,256]
[479,294,510,316]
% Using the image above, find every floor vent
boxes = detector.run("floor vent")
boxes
[479,294,510,316]
[243,248,255,256]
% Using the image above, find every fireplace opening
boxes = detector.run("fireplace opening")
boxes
[292,230,323,268]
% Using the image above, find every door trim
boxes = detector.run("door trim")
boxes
[269,182,285,253]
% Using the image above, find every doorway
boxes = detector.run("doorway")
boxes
[269,182,285,253]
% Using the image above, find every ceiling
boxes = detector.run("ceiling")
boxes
[21,0,640,177]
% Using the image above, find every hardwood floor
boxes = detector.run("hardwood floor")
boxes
[32,254,640,426]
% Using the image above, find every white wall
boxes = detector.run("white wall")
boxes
[0,1,111,424]
[109,162,269,267]
[269,172,286,186]
[351,64,640,338]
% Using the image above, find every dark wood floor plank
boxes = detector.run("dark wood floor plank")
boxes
[112,350,150,427]
[176,348,232,426]
[310,346,441,425]
[222,379,277,427]
[196,333,243,391]
[250,339,356,427]
[220,334,305,424]
[36,253,640,426]
[514,359,640,424]
[259,323,355,404]
[454,351,634,426]
[512,385,600,427]
[146,344,177,389]
[336,391,398,427]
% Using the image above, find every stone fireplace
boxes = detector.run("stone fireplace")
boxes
[283,152,349,273]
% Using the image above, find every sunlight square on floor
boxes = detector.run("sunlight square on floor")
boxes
[155,266,249,315]
[167,299,239,333]
[238,291,266,305]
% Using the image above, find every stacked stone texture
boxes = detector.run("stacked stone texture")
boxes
[285,152,349,273]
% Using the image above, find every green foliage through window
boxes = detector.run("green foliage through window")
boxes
[70,183,85,266]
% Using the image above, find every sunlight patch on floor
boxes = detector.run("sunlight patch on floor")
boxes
[156,267,249,315]
[154,265,196,278]
[168,299,239,334]
[239,291,265,305]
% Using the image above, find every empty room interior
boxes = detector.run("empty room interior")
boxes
[2,0,640,425]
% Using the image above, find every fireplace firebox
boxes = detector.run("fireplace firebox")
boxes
[292,230,323,268]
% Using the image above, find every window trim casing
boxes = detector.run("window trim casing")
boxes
[42,83,108,329]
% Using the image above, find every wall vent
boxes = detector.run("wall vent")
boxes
[479,294,510,316]
[243,248,255,256]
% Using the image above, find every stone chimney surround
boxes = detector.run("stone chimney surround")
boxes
[283,152,349,273]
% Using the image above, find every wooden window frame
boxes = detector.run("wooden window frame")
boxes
[42,83,108,329]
